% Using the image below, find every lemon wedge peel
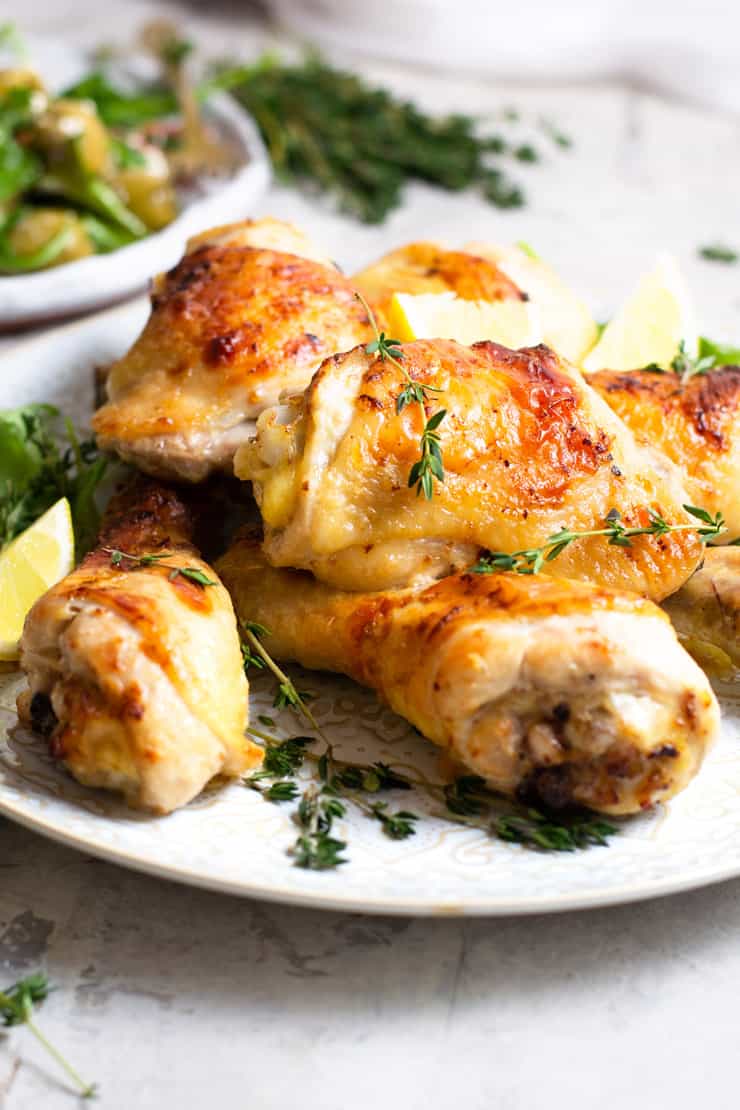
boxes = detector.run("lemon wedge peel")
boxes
[581,253,697,374]
[0,497,74,661]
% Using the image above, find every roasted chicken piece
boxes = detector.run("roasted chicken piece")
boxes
[17,483,260,813]
[236,339,702,599]
[353,241,524,327]
[590,365,740,537]
[664,546,740,671]
[218,537,719,815]
[92,217,373,482]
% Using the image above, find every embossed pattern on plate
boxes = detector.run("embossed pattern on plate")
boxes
[2,670,740,915]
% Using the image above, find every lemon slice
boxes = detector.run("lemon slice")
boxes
[387,290,541,347]
[465,241,598,363]
[581,253,696,373]
[0,498,74,661]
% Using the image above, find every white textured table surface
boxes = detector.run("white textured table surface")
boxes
[3,3,740,1108]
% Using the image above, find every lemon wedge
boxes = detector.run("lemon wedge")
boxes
[387,290,541,347]
[0,498,74,661]
[465,241,598,363]
[581,253,696,373]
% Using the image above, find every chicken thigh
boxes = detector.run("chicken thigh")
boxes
[236,338,703,599]
[93,217,373,481]
[590,365,740,537]
[17,483,260,813]
[218,536,718,815]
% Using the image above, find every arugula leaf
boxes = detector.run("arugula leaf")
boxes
[697,336,740,367]
[62,71,178,128]
[0,405,107,555]
[0,87,41,203]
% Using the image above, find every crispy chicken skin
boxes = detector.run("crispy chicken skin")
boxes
[352,241,524,326]
[663,546,740,670]
[17,484,260,813]
[92,218,373,482]
[590,366,740,537]
[218,537,718,815]
[236,338,702,599]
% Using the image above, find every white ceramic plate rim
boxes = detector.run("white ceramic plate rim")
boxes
[2,782,740,917]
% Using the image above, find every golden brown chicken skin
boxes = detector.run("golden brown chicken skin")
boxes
[590,366,740,537]
[353,241,524,327]
[17,484,260,813]
[218,537,718,815]
[93,218,373,482]
[237,339,702,599]
[663,546,740,671]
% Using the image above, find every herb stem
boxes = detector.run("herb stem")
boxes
[246,724,281,746]
[25,1016,96,1099]
[241,627,326,741]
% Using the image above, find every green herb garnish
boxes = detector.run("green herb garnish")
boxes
[641,338,727,383]
[699,243,738,264]
[0,405,107,555]
[205,53,539,223]
[243,632,618,869]
[697,336,740,367]
[0,972,96,1098]
[104,548,216,587]
[358,292,446,501]
[472,505,725,575]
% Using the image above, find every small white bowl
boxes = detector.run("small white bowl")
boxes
[0,39,270,330]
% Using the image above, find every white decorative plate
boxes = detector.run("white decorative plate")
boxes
[2,303,740,916]
[0,37,270,329]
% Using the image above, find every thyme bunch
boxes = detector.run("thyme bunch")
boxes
[206,54,536,223]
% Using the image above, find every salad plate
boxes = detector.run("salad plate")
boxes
[0,36,270,329]
[2,301,740,916]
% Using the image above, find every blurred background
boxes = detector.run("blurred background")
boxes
[2,0,738,333]
[10,0,740,110]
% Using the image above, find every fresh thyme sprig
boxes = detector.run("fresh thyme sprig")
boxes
[103,548,216,587]
[642,339,718,384]
[472,505,725,576]
[292,786,348,870]
[248,733,618,863]
[241,622,325,737]
[442,774,616,849]
[0,973,97,1098]
[357,291,447,500]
